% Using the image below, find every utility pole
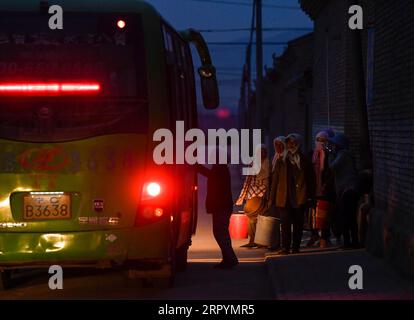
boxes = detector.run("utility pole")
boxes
[255,0,264,131]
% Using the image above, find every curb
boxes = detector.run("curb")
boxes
[264,255,281,299]
[263,247,359,300]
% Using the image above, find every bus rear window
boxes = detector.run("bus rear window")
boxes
[0,13,148,141]
[0,13,146,97]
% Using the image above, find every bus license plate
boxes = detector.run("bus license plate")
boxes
[23,194,71,220]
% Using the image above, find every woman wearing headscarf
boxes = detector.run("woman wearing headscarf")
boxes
[272,136,287,172]
[236,145,270,248]
[268,133,314,254]
[307,130,336,248]
[327,132,360,249]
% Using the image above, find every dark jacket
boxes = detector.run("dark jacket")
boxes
[197,164,233,214]
[329,149,358,196]
[269,152,315,208]
[308,149,336,201]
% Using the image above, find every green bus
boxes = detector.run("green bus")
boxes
[0,0,219,289]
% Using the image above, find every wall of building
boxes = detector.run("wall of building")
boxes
[301,0,414,276]
[308,0,368,166]
[366,0,414,276]
[263,34,313,153]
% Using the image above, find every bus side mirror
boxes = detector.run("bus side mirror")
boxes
[199,66,219,110]
[180,29,220,110]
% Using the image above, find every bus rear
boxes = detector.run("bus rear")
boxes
[0,0,220,290]
[0,9,173,273]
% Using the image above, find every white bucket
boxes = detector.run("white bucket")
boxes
[254,215,280,247]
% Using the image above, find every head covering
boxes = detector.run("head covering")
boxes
[286,133,303,153]
[272,136,286,170]
[321,128,335,138]
[313,131,329,196]
[286,133,303,169]
[328,132,349,150]
[315,130,329,151]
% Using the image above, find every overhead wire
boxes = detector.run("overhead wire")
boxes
[198,27,312,33]
[185,0,300,10]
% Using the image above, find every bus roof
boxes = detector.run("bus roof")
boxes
[0,0,160,16]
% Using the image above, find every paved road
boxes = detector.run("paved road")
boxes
[0,215,272,300]
[0,235,272,300]
[0,259,272,300]
[266,248,414,300]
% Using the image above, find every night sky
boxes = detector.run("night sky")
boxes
[146,0,313,113]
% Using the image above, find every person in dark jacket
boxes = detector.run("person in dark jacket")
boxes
[197,159,238,269]
[268,133,315,255]
[307,130,336,248]
[327,132,360,249]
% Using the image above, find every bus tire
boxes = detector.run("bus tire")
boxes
[149,250,176,289]
[0,270,12,291]
[166,240,177,286]
[176,246,188,272]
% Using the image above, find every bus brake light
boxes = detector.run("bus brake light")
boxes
[0,83,101,95]
[117,20,126,29]
[146,182,161,197]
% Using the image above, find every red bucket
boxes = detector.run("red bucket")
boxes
[229,213,249,239]
[313,200,331,230]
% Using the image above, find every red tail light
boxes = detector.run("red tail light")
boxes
[117,19,126,29]
[146,182,161,197]
[136,206,165,227]
[0,82,101,95]
[136,181,166,227]
[154,208,164,218]
[141,182,162,200]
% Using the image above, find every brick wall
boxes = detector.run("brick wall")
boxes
[301,0,414,276]
[305,0,367,164]
[264,33,313,152]
[366,0,414,276]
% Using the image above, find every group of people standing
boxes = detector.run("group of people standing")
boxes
[236,130,361,255]
[197,129,361,269]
